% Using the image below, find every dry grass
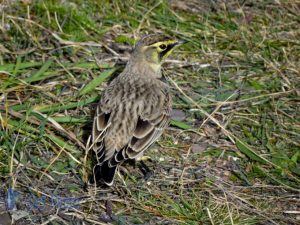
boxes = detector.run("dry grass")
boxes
[0,0,299,224]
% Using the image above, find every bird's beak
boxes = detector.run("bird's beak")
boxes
[175,40,188,46]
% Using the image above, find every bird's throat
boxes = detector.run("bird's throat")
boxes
[126,61,162,78]
[149,63,161,75]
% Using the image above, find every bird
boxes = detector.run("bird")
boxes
[90,34,185,186]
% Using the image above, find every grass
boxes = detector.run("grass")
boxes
[0,0,299,224]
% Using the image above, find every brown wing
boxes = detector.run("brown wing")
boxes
[91,106,110,163]
[109,86,172,166]
[90,79,121,186]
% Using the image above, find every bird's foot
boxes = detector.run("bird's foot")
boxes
[139,160,153,181]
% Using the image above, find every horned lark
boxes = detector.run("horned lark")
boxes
[90,34,185,186]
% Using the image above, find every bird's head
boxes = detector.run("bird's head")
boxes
[129,34,186,73]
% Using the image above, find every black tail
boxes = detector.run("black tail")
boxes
[90,161,117,186]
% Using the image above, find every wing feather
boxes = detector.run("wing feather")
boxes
[125,90,171,158]
[92,106,110,163]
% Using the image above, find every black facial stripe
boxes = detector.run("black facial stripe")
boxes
[159,43,177,60]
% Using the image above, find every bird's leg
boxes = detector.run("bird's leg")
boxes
[99,200,114,223]
[138,160,153,181]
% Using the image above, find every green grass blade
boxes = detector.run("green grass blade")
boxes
[79,68,116,96]
[66,62,112,70]
[52,116,89,123]
[45,133,79,154]
[34,95,100,113]
[7,118,39,133]
[170,119,192,130]
[235,139,266,164]
[24,59,54,83]
[255,165,300,192]
[6,118,80,159]
[0,61,112,73]
[13,56,22,76]
[0,62,43,72]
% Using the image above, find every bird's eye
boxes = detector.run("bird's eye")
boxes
[159,44,167,50]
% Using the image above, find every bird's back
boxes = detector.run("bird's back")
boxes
[91,73,171,185]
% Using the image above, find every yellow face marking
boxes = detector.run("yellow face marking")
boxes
[151,40,177,51]
[150,40,179,62]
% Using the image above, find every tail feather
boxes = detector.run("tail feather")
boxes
[90,161,117,186]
